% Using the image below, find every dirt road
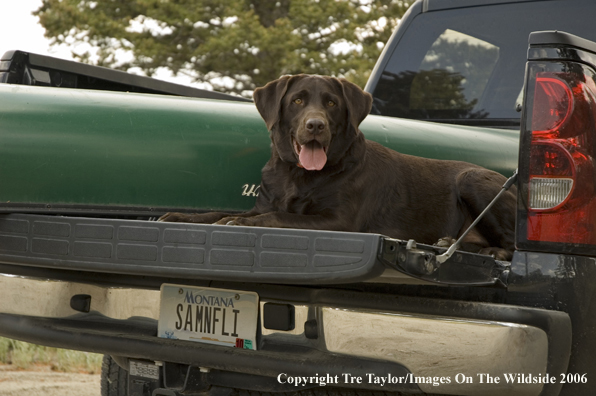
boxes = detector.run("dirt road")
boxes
[0,365,100,396]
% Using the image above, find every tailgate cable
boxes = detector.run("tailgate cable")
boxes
[435,169,518,264]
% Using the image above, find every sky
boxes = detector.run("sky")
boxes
[0,0,202,88]
[0,0,71,59]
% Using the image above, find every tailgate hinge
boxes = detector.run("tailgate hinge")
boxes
[379,238,510,287]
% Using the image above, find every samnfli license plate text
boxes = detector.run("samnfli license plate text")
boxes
[158,284,259,350]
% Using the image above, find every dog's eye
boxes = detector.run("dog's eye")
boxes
[293,98,303,105]
[327,101,336,107]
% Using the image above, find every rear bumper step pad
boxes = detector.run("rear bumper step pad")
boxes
[0,214,384,284]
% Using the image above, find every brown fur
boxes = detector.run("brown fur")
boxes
[160,75,516,260]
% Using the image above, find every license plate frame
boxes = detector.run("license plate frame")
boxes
[157,284,259,350]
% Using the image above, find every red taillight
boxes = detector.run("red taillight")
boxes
[532,77,573,137]
[529,141,574,210]
[525,71,596,245]
[530,141,574,177]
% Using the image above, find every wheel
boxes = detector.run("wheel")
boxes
[101,354,129,396]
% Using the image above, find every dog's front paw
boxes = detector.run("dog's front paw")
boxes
[215,216,254,226]
[215,216,240,226]
[158,212,186,222]
[435,237,457,248]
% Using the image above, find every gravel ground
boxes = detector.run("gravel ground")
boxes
[0,365,100,396]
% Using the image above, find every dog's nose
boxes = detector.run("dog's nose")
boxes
[306,118,326,134]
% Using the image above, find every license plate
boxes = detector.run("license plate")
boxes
[157,284,259,350]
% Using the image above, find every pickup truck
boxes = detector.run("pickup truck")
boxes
[0,1,594,395]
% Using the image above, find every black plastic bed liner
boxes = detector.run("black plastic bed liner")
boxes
[0,214,508,286]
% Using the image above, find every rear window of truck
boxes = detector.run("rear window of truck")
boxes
[371,0,596,128]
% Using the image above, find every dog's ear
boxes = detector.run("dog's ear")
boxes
[338,78,373,131]
[253,75,293,131]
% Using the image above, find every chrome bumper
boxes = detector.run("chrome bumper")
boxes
[0,273,569,396]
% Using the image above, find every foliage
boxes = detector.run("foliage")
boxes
[34,0,412,96]
[0,337,102,373]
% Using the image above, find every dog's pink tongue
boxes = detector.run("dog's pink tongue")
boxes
[299,141,327,171]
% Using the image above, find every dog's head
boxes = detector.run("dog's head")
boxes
[253,74,372,170]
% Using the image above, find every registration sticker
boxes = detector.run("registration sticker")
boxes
[157,284,259,350]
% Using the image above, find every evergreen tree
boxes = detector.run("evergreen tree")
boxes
[34,0,411,96]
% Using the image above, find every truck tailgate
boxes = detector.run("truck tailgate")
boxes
[0,213,385,284]
[0,213,512,286]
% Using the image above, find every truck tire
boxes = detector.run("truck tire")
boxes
[101,354,128,396]
[99,356,444,396]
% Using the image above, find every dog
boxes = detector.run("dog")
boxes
[159,74,516,260]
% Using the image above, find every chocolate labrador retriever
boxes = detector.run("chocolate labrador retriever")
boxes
[160,74,516,260]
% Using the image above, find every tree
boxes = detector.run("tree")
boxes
[34,0,411,96]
